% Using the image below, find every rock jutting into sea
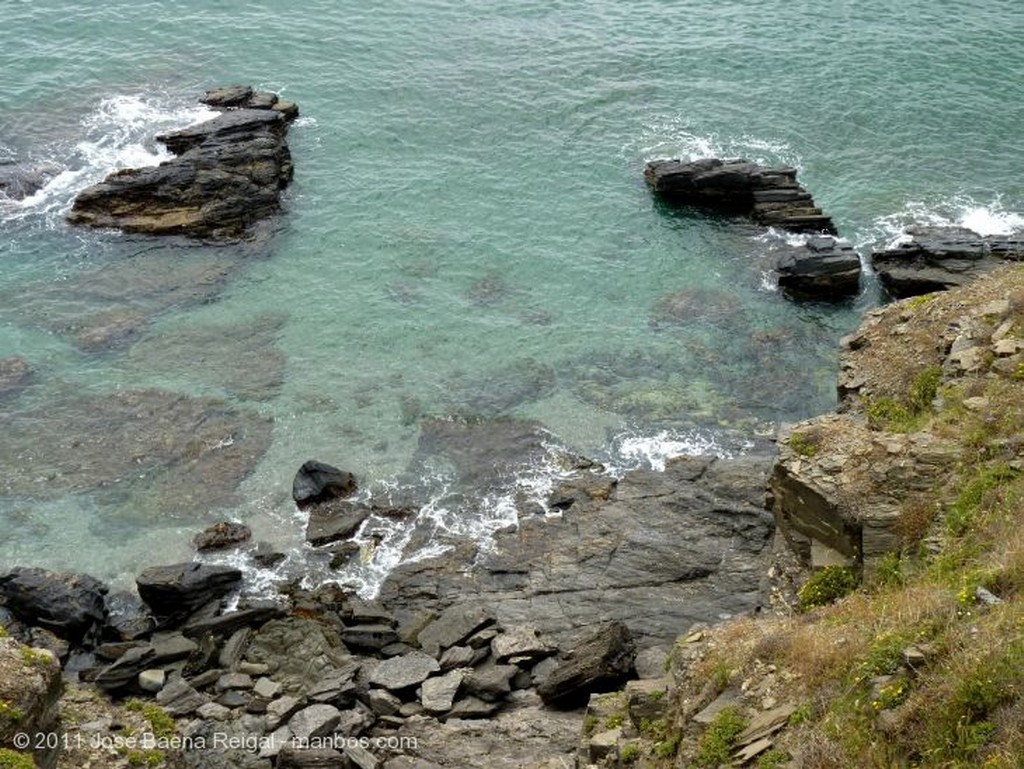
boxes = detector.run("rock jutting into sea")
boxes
[67,86,297,240]
[774,235,862,300]
[871,225,1024,298]
[644,157,837,234]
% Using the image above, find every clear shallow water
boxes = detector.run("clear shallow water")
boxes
[2,0,1023,593]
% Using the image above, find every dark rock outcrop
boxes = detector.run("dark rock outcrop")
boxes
[0,568,108,644]
[292,460,357,509]
[776,235,862,300]
[871,226,1024,298]
[136,563,242,626]
[67,88,297,240]
[645,157,836,234]
[537,622,636,707]
[305,500,371,546]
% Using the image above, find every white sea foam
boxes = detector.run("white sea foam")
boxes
[868,196,1024,250]
[2,94,217,222]
[609,428,753,474]
[632,117,799,168]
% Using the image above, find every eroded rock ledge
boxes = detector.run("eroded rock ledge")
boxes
[644,157,837,234]
[67,86,297,240]
[871,225,1024,298]
[771,264,1024,576]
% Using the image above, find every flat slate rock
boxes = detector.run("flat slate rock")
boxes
[417,605,496,658]
[871,225,1024,298]
[369,651,440,691]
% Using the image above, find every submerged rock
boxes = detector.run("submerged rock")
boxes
[645,157,836,234]
[0,388,272,514]
[0,356,33,400]
[0,159,60,200]
[871,225,1024,298]
[194,521,252,552]
[67,88,297,240]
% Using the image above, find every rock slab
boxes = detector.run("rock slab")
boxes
[645,157,836,234]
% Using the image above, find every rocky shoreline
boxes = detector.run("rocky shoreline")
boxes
[3,86,1024,768]
[0,444,782,769]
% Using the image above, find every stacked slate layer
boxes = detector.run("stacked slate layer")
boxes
[67,85,298,240]
[644,157,837,235]
[775,235,862,300]
[871,225,1024,298]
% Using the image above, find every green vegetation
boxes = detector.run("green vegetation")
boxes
[866,365,942,432]
[0,700,23,726]
[798,566,859,611]
[0,625,7,638]
[19,647,51,668]
[620,743,641,763]
[125,700,177,740]
[787,430,820,457]
[121,748,165,768]
[692,707,747,768]
[0,749,34,769]
[756,747,790,768]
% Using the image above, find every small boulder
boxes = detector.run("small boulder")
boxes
[537,622,637,708]
[292,460,357,508]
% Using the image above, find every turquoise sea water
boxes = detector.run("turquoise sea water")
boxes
[2,1,1023,592]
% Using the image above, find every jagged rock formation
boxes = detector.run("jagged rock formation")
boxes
[872,225,1024,298]
[770,265,1024,575]
[67,86,297,240]
[644,157,837,234]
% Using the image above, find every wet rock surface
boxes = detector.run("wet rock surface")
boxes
[871,225,1024,298]
[68,87,297,240]
[645,157,836,234]
[775,235,862,300]
[380,452,776,648]
[0,158,60,200]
